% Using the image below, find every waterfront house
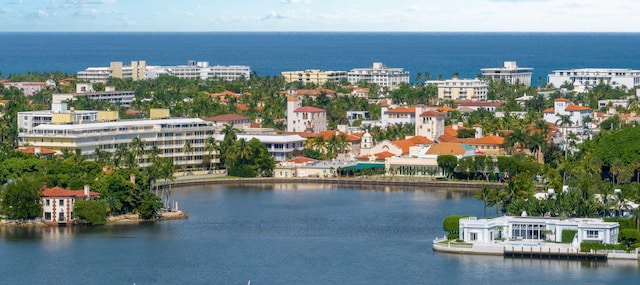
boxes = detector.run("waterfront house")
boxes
[41,184,100,226]
[459,216,619,245]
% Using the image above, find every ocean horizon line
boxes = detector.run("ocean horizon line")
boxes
[1,31,639,35]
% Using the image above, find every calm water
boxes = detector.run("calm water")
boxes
[0,183,638,284]
[2,32,640,83]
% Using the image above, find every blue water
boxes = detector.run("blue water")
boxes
[1,32,640,83]
[1,184,638,284]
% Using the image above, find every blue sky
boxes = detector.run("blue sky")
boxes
[1,0,639,32]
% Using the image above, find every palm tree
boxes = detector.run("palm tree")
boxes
[130,137,146,166]
[204,136,217,172]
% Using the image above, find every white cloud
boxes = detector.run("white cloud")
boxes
[76,7,98,16]
[262,10,288,20]
[280,0,311,4]
[37,9,50,17]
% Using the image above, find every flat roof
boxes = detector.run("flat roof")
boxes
[31,118,211,131]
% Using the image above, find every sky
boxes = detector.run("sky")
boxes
[1,0,639,32]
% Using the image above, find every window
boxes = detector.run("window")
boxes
[45,199,50,206]
[59,199,64,206]
[44,212,52,220]
[470,232,477,241]
[58,212,65,221]
[586,230,598,239]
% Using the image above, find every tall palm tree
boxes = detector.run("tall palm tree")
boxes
[130,137,146,166]
[204,136,217,171]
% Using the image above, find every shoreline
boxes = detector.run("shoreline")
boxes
[1,211,189,228]
[432,238,640,261]
[159,175,507,190]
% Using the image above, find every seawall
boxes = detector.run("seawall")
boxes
[159,176,505,190]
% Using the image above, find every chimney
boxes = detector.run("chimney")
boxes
[474,124,483,139]
[84,184,90,198]
[130,173,136,185]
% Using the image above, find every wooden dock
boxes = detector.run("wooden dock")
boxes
[504,247,607,261]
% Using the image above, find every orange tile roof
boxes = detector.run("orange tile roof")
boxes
[386,106,416,114]
[378,100,391,107]
[420,110,445,117]
[437,106,457,112]
[543,107,555,113]
[41,186,99,198]
[125,109,143,115]
[294,106,326,113]
[373,151,395,160]
[565,104,591,111]
[16,147,57,155]
[469,135,505,145]
[317,130,360,142]
[555,98,570,102]
[392,139,416,154]
[426,143,468,155]
[287,156,316,164]
[407,136,434,144]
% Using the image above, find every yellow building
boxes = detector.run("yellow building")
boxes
[281,69,347,85]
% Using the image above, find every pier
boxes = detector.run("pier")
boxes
[504,247,607,261]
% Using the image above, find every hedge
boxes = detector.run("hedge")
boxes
[443,215,469,234]
[561,229,577,243]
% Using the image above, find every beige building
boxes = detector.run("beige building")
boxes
[281,69,347,85]
[415,106,445,142]
[78,60,146,83]
[427,78,488,101]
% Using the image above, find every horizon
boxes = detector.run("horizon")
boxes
[2,0,639,33]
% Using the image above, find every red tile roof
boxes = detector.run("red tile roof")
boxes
[16,147,57,155]
[565,104,591,111]
[125,109,143,115]
[294,106,326,113]
[555,98,570,102]
[41,186,100,198]
[391,139,416,154]
[420,110,445,117]
[543,107,555,113]
[386,106,416,114]
[287,156,316,164]
[407,136,434,144]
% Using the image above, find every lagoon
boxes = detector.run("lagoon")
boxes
[1,183,638,284]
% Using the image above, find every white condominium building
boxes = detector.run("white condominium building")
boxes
[77,61,146,83]
[281,69,348,85]
[78,60,250,83]
[347,62,410,90]
[19,118,216,169]
[427,78,488,101]
[547,68,640,88]
[146,61,250,81]
[481,61,533,86]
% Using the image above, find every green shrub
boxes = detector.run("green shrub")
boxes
[447,233,459,240]
[73,200,108,225]
[619,229,640,248]
[561,229,577,243]
[580,242,626,252]
[604,217,634,229]
[443,215,469,234]
[228,164,257,177]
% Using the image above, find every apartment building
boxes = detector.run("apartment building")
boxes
[548,68,640,88]
[281,69,347,85]
[427,78,488,101]
[481,61,533,86]
[347,62,410,90]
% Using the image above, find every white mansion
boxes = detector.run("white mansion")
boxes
[547,68,640,89]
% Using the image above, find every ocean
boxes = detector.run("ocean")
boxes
[1,32,640,83]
